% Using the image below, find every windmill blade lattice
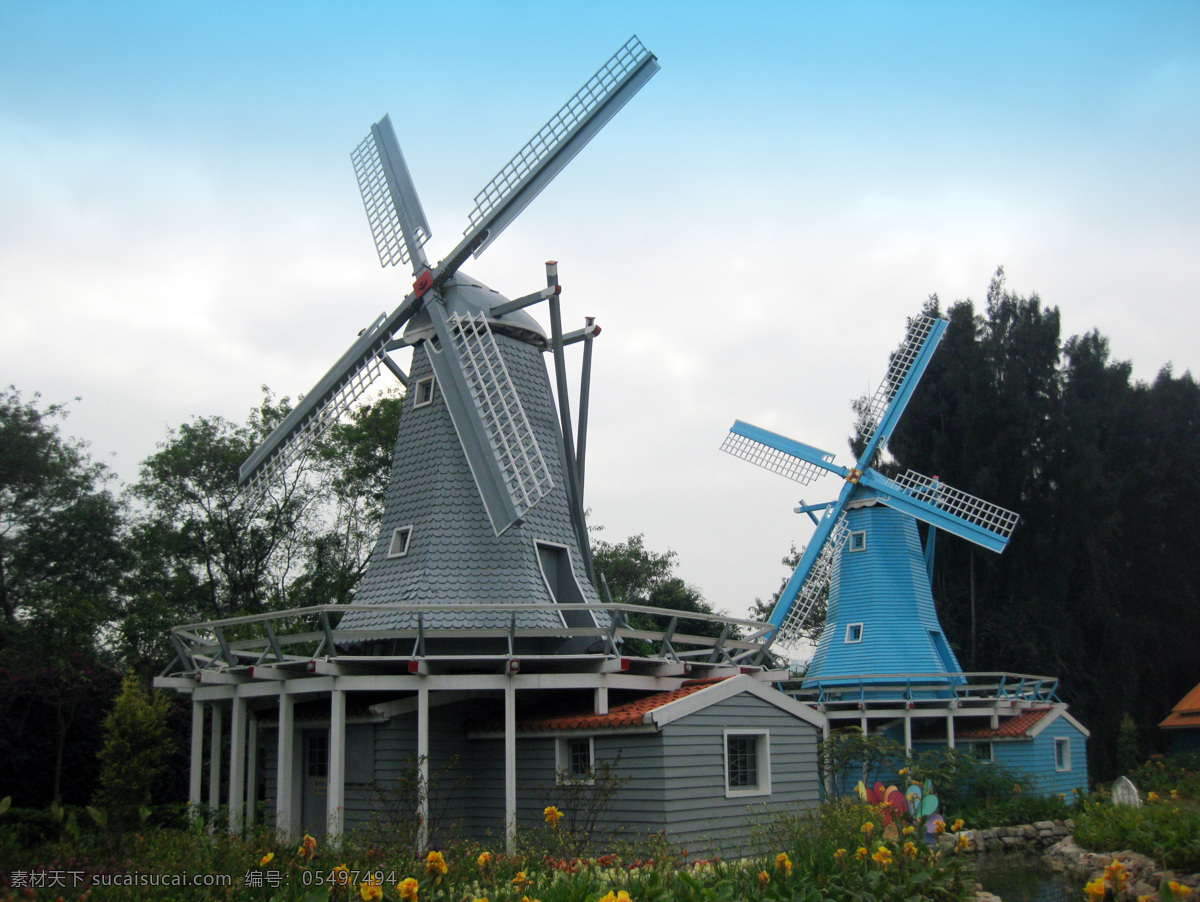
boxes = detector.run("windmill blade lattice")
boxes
[857,314,939,453]
[776,513,850,645]
[352,116,432,270]
[240,311,399,496]
[719,430,833,485]
[887,470,1019,540]
[449,312,553,518]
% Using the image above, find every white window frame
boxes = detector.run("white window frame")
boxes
[1054,737,1071,772]
[387,525,413,558]
[845,622,865,644]
[849,530,867,552]
[971,741,993,763]
[555,736,595,785]
[413,375,436,408]
[723,729,771,798]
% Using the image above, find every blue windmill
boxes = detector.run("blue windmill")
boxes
[721,314,1020,691]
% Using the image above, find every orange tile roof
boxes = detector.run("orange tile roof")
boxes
[483,677,732,733]
[1160,681,1200,729]
[956,707,1054,740]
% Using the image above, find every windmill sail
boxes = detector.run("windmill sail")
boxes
[719,423,837,485]
[775,512,850,645]
[856,314,944,459]
[352,114,432,272]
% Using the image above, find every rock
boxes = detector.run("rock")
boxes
[1021,825,1038,839]
[976,893,1003,902]
[1034,820,1057,831]
[1132,881,1157,898]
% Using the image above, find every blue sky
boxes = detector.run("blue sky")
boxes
[3,2,1198,641]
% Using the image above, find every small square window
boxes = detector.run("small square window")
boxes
[971,742,993,762]
[724,730,770,798]
[556,736,594,784]
[1055,737,1071,772]
[413,376,435,408]
[845,623,864,644]
[387,526,413,558]
[306,733,328,778]
[849,530,867,552]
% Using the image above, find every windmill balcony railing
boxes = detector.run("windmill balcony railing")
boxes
[163,601,775,679]
[788,671,1061,710]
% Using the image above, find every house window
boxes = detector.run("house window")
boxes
[849,530,867,552]
[387,526,413,558]
[556,736,594,784]
[724,730,770,798]
[306,733,328,778]
[845,623,864,644]
[1055,737,1071,772]
[413,375,435,408]
[971,742,993,762]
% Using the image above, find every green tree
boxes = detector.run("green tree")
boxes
[93,675,174,832]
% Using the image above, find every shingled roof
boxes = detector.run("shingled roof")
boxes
[955,707,1054,740]
[1160,681,1200,730]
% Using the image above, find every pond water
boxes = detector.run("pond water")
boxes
[972,853,1084,902]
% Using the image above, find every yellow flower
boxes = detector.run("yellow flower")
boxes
[1105,860,1128,891]
[426,850,448,877]
[898,767,909,775]
[522,897,543,902]
[934,819,947,835]
[259,851,275,867]
[951,818,965,832]
[472,898,490,902]
[775,852,793,875]
[861,821,875,837]
[513,871,530,890]
[1013,783,1022,793]
[758,870,771,888]
[902,825,915,835]
[1084,878,1106,901]
[331,865,352,887]
[955,833,971,852]
[360,877,384,902]
[544,805,564,827]
[903,841,918,859]
[856,847,869,861]
[1168,882,1193,899]
[477,851,492,869]
[1149,791,1160,801]
[834,848,848,865]
[298,833,317,859]
[597,892,631,902]
[1171,789,1180,799]
[872,846,893,868]
[397,877,419,901]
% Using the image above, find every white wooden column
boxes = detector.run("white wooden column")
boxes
[245,714,258,830]
[327,688,346,838]
[189,700,205,821]
[946,712,956,749]
[276,692,295,842]
[229,694,247,835]
[417,687,429,852]
[594,686,608,714]
[208,704,223,814]
[904,714,913,751]
[504,680,517,853]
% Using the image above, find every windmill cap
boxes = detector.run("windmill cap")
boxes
[403,272,548,344]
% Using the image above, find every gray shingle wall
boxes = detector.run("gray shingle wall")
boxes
[342,292,601,635]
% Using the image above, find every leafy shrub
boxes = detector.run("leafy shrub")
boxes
[1127,752,1200,799]
[1074,797,1200,872]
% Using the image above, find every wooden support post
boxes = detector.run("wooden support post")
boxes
[246,715,258,830]
[946,712,956,749]
[904,714,913,751]
[822,717,833,798]
[504,679,517,853]
[229,695,247,835]
[189,700,204,821]
[328,689,346,839]
[208,704,223,816]
[594,686,608,715]
[417,687,429,852]
[276,692,295,842]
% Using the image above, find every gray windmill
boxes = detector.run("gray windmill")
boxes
[239,37,659,653]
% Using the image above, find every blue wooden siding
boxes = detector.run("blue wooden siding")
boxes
[805,506,963,693]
